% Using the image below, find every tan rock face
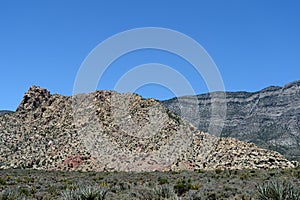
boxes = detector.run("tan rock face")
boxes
[0,86,298,172]
[16,86,51,113]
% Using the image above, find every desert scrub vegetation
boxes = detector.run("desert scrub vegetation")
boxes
[174,178,193,196]
[158,177,169,185]
[294,166,300,179]
[0,168,299,199]
[0,177,7,185]
[60,184,109,200]
[256,179,300,200]
[129,184,178,200]
[0,187,30,200]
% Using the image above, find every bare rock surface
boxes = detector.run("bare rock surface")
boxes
[0,86,298,172]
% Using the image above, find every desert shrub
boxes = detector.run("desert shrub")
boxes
[18,188,30,196]
[0,188,27,200]
[154,185,178,199]
[109,181,130,193]
[15,177,23,183]
[93,175,104,182]
[22,176,34,183]
[130,185,178,200]
[99,181,108,187]
[130,186,156,200]
[184,190,203,200]
[240,172,249,180]
[0,177,7,185]
[256,179,300,200]
[294,167,300,179]
[190,182,201,190]
[158,177,169,185]
[205,192,217,200]
[60,185,109,200]
[47,185,58,196]
[215,168,222,174]
[120,182,131,190]
[174,179,192,196]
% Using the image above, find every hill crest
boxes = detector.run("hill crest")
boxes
[0,86,298,171]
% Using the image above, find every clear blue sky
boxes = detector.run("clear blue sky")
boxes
[1,1,299,111]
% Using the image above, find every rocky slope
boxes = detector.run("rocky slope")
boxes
[0,86,298,172]
[162,80,300,161]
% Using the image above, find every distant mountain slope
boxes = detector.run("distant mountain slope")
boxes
[0,86,297,172]
[0,110,13,114]
[162,80,300,161]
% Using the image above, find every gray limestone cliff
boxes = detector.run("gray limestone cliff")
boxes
[162,80,300,161]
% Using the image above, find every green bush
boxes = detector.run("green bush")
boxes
[215,168,222,174]
[190,182,201,190]
[256,179,300,200]
[240,172,249,180]
[294,167,300,179]
[174,179,192,196]
[0,177,7,185]
[47,185,58,196]
[157,177,169,185]
[18,188,30,197]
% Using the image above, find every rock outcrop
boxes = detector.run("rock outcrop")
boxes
[0,86,298,172]
[162,80,300,161]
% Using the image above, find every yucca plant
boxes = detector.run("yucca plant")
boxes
[60,189,80,200]
[78,185,108,200]
[60,185,109,200]
[256,179,300,200]
[130,185,179,200]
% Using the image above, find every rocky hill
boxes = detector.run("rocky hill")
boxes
[0,86,298,172]
[162,80,300,162]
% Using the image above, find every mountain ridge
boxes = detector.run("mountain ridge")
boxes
[0,110,14,114]
[162,80,300,161]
